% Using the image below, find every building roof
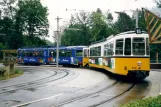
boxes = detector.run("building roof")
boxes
[143,7,161,19]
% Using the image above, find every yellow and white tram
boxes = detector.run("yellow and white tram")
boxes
[83,30,150,79]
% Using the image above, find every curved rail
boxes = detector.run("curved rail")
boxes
[0,69,69,94]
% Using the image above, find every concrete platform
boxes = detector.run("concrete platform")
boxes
[145,70,161,98]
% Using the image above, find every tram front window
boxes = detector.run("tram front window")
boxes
[133,38,145,55]
[124,38,131,55]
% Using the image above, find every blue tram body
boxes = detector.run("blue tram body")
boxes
[17,47,48,65]
[48,46,87,66]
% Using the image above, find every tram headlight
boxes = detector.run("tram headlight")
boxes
[137,61,142,66]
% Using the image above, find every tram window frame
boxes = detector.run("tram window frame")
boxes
[76,50,83,57]
[132,37,145,55]
[115,39,124,55]
[124,38,131,55]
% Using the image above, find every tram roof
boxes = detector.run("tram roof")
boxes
[48,45,87,50]
[18,47,48,51]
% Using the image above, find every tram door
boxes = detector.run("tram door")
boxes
[83,48,89,67]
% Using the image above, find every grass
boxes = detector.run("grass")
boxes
[121,95,161,107]
[0,68,23,80]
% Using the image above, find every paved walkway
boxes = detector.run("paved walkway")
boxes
[56,68,107,88]
[145,70,161,98]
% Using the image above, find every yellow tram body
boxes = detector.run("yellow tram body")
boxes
[83,30,150,79]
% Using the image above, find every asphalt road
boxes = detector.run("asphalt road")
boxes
[0,64,159,107]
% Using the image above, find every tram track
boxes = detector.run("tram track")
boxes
[0,70,57,88]
[53,80,119,107]
[93,83,136,107]
[52,81,135,107]
[0,69,69,95]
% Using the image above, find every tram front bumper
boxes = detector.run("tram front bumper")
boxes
[127,70,150,78]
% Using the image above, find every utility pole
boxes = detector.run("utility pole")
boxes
[55,16,62,68]
[135,0,139,28]
[136,8,138,28]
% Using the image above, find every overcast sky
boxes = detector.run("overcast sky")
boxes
[40,0,157,42]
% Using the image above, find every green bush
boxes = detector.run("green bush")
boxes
[15,69,23,74]
[121,95,161,107]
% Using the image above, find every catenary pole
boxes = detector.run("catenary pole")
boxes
[55,16,62,68]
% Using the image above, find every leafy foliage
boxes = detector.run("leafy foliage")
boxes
[115,12,135,33]
[61,8,136,46]
[0,0,49,49]
[155,0,161,7]
[121,95,161,107]
[16,0,49,46]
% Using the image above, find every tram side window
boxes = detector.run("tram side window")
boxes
[104,44,113,56]
[97,46,101,56]
[133,38,145,55]
[49,50,54,57]
[33,52,39,57]
[53,51,56,56]
[21,51,25,57]
[18,51,25,57]
[59,50,66,57]
[104,44,108,56]
[115,39,123,55]
[83,49,88,57]
[66,50,72,57]
[124,38,131,55]
[25,52,33,57]
[146,38,150,55]
[108,43,113,55]
[90,47,101,56]
[76,50,83,56]
[39,51,44,57]
[90,48,94,56]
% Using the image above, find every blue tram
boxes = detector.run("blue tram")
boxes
[17,46,87,66]
[17,47,48,65]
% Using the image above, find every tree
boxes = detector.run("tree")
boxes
[132,9,147,31]
[155,0,161,7]
[114,12,135,33]
[61,9,116,46]
[90,9,108,42]
[16,0,49,46]
[76,11,92,45]
[0,0,17,19]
